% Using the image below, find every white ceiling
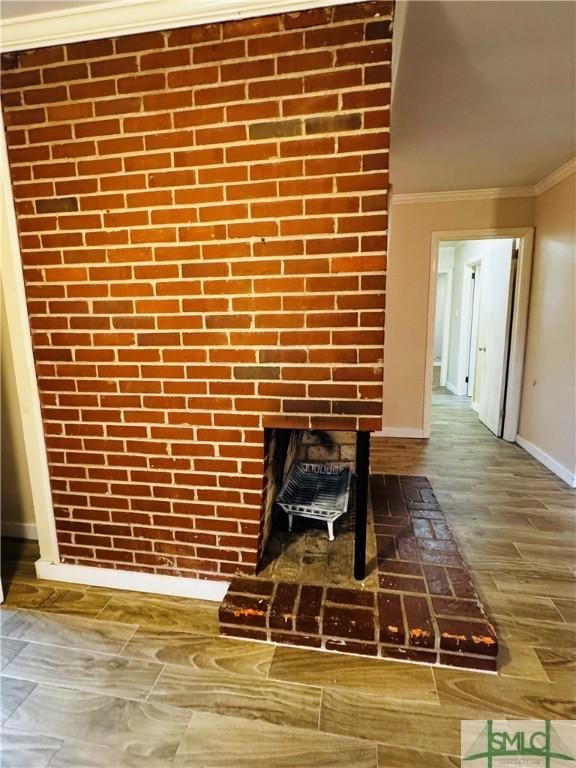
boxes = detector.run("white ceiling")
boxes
[2,0,575,194]
[0,0,107,19]
[391,0,576,193]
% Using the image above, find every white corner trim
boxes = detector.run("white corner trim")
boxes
[534,156,576,196]
[35,560,230,601]
[0,0,387,52]
[374,427,427,438]
[0,111,59,564]
[2,521,38,540]
[516,435,576,488]
[391,187,536,205]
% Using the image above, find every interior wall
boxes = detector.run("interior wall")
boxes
[518,171,576,479]
[1,280,37,540]
[382,195,535,432]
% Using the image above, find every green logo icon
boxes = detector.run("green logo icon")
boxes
[462,720,575,767]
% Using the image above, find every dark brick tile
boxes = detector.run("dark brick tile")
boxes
[448,568,478,598]
[432,597,486,621]
[377,523,410,536]
[412,519,434,538]
[323,605,375,642]
[402,476,430,489]
[400,486,423,504]
[419,539,460,557]
[379,574,427,593]
[382,475,400,491]
[439,652,498,672]
[377,592,405,645]
[325,587,375,608]
[269,582,299,631]
[219,593,269,628]
[419,547,464,568]
[437,618,498,657]
[404,595,435,649]
[396,535,421,562]
[388,495,408,517]
[326,638,378,656]
[229,577,275,596]
[296,584,323,634]
[431,521,454,540]
[380,645,437,664]
[379,560,423,576]
[421,489,439,505]
[423,564,452,596]
[270,631,322,648]
[407,504,443,516]
[376,515,411,528]
[220,625,268,642]
[376,534,397,560]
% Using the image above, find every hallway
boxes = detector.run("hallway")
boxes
[372,388,576,675]
[1,391,575,767]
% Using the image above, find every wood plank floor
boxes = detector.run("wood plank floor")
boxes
[1,390,575,767]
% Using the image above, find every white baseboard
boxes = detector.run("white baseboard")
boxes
[445,381,460,395]
[35,560,230,602]
[2,521,38,540]
[516,435,576,488]
[470,401,480,413]
[374,427,427,438]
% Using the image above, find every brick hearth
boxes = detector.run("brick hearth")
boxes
[219,475,499,671]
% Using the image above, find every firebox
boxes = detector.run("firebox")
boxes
[259,428,371,580]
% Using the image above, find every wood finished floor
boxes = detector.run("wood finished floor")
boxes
[1,391,575,767]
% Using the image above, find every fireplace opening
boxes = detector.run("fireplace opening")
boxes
[257,428,367,580]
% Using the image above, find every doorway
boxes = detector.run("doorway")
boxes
[425,228,534,442]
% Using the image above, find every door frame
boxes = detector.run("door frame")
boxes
[425,227,534,441]
[451,258,482,398]
[435,267,453,387]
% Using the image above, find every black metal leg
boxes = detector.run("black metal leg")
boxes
[354,430,370,581]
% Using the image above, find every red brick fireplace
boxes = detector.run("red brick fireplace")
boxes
[1,1,392,583]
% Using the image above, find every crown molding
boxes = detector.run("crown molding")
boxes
[534,156,576,196]
[392,156,576,205]
[391,187,536,205]
[0,0,379,52]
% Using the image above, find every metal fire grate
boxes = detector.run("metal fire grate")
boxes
[276,462,352,541]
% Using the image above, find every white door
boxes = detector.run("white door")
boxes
[475,243,515,436]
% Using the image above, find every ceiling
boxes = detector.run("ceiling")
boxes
[391,0,576,193]
[0,0,107,18]
[2,0,574,194]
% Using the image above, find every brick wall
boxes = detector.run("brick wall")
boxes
[1,1,392,580]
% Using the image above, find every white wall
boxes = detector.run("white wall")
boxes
[518,171,576,484]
